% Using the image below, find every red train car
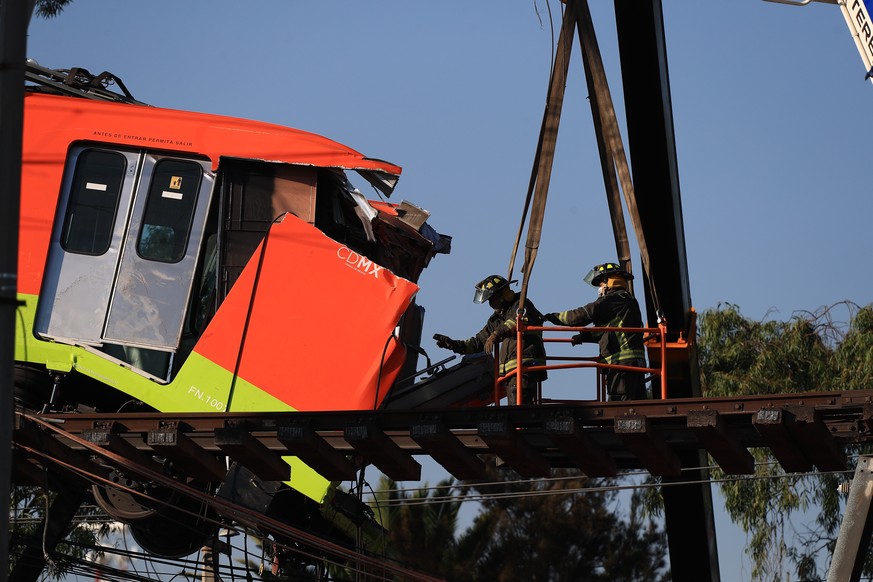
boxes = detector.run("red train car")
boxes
[15,63,451,557]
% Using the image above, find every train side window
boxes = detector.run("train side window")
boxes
[137,159,203,263]
[60,149,126,255]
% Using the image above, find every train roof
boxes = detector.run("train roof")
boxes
[23,91,402,196]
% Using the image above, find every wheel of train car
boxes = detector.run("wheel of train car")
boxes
[92,470,218,557]
[128,491,219,558]
[91,469,172,521]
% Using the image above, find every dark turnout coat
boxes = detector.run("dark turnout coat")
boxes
[459,293,547,381]
[552,286,645,365]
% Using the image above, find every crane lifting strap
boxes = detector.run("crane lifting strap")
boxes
[510,0,662,319]
[575,0,661,314]
[508,0,576,305]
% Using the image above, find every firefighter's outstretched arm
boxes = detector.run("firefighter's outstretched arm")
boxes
[433,333,465,354]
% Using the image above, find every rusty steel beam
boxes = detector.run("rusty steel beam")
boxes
[411,421,488,480]
[477,418,551,478]
[615,414,681,476]
[276,420,357,481]
[545,416,617,477]
[753,408,815,473]
[784,405,847,472]
[146,422,226,482]
[214,422,290,482]
[344,422,421,481]
[14,416,107,484]
[32,389,872,438]
[30,389,873,435]
[82,421,164,474]
[688,410,755,475]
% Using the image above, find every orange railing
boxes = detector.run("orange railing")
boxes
[492,315,668,405]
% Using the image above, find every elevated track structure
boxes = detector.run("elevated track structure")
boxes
[11,388,873,580]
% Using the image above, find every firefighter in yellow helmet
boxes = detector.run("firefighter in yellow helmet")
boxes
[544,263,647,401]
[433,275,547,405]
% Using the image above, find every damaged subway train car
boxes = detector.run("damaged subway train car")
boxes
[14,63,471,559]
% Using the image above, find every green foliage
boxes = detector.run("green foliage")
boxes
[9,486,108,579]
[833,306,873,390]
[367,470,669,581]
[698,303,833,398]
[454,469,667,582]
[697,303,873,580]
[34,0,75,19]
[372,475,464,577]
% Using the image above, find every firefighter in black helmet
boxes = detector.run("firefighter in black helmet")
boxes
[433,275,547,405]
[544,262,647,401]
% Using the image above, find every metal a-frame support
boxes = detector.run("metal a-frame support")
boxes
[509,1,720,579]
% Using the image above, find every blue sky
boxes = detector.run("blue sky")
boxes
[26,1,872,579]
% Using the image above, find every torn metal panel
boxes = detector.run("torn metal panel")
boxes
[357,168,399,197]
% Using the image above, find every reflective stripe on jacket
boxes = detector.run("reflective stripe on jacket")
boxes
[555,288,645,365]
[461,293,548,380]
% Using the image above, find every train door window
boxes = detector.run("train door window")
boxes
[36,144,215,382]
[137,159,203,263]
[60,149,126,255]
[35,146,140,347]
[103,154,214,354]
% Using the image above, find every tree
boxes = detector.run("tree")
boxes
[697,302,873,580]
[368,476,465,579]
[9,485,108,579]
[368,469,669,581]
[452,468,668,582]
[33,0,75,19]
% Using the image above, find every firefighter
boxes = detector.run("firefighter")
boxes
[543,262,648,401]
[433,275,547,405]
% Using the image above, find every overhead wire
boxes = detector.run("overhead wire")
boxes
[14,416,863,581]
[54,536,206,580]
[44,480,426,581]
[12,482,403,582]
[15,413,447,582]
[16,436,857,582]
[365,458,859,508]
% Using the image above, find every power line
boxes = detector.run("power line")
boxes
[366,461,857,508]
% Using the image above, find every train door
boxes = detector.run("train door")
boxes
[35,144,214,375]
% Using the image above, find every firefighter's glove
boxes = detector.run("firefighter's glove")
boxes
[434,333,463,354]
[484,333,499,354]
[571,331,595,346]
[543,312,562,325]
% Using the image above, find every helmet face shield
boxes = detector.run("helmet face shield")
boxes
[473,287,493,304]
[584,262,632,287]
[583,268,600,287]
[473,275,515,304]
